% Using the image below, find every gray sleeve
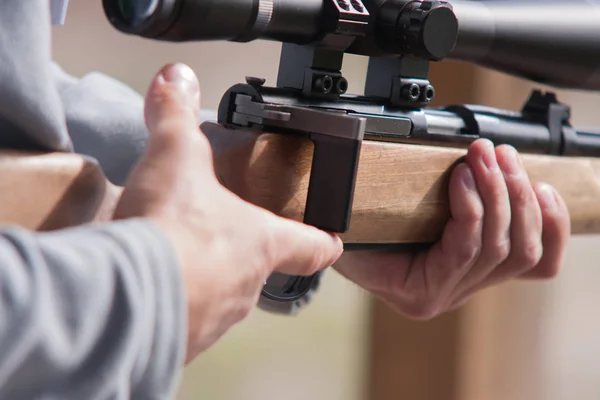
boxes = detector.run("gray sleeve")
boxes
[0,0,72,152]
[51,64,150,186]
[0,219,186,400]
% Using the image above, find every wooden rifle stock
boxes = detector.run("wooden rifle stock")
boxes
[2,121,600,241]
[202,121,600,244]
[0,151,120,231]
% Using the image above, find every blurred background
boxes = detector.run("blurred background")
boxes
[52,2,600,399]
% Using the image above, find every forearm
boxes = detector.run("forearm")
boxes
[0,219,186,399]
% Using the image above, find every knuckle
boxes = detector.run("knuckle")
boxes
[486,176,507,200]
[488,239,511,264]
[510,181,535,206]
[302,251,322,276]
[518,241,544,269]
[153,119,183,145]
[455,242,481,266]
[463,204,484,224]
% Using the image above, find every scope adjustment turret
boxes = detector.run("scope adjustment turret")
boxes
[377,0,459,61]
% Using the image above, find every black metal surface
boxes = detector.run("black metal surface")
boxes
[276,44,349,101]
[222,84,600,158]
[222,90,366,233]
[104,0,600,90]
[371,0,459,60]
[305,133,361,232]
[102,0,458,60]
[261,272,321,302]
[364,56,435,107]
[448,0,600,90]
[103,0,333,44]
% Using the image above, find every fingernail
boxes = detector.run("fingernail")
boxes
[501,146,523,175]
[537,183,557,211]
[160,63,199,99]
[481,140,499,171]
[462,165,477,191]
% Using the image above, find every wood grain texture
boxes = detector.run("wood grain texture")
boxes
[2,122,599,240]
[203,121,600,244]
[0,151,118,231]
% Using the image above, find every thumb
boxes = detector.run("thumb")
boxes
[143,63,210,169]
[113,63,207,220]
[268,216,344,276]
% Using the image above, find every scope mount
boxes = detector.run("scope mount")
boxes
[217,0,461,314]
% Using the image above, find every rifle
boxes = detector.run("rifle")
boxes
[99,0,600,312]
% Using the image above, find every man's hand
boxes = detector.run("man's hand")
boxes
[113,63,343,363]
[335,139,571,319]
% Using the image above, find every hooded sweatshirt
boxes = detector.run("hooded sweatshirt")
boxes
[0,1,186,398]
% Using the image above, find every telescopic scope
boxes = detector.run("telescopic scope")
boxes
[102,0,327,44]
[103,0,600,91]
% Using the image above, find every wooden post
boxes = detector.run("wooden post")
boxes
[365,60,600,400]
[366,59,483,400]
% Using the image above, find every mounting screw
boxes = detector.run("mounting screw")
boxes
[423,84,435,102]
[350,0,364,12]
[336,77,349,94]
[336,0,350,10]
[314,75,334,94]
[402,83,421,102]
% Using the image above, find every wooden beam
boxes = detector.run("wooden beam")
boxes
[366,59,482,400]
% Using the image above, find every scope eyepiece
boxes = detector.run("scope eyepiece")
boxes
[103,0,180,39]
[115,0,159,24]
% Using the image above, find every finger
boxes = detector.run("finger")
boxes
[476,145,543,281]
[333,250,415,295]
[336,164,485,320]
[266,214,344,276]
[448,183,569,309]
[413,163,484,304]
[144,63,211,164]
[453,139,511,292]
[145,63,201,134]
[447,146,543,305]
[115,64,212,220]
[336,163,483,299]
[520,183,570,279]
